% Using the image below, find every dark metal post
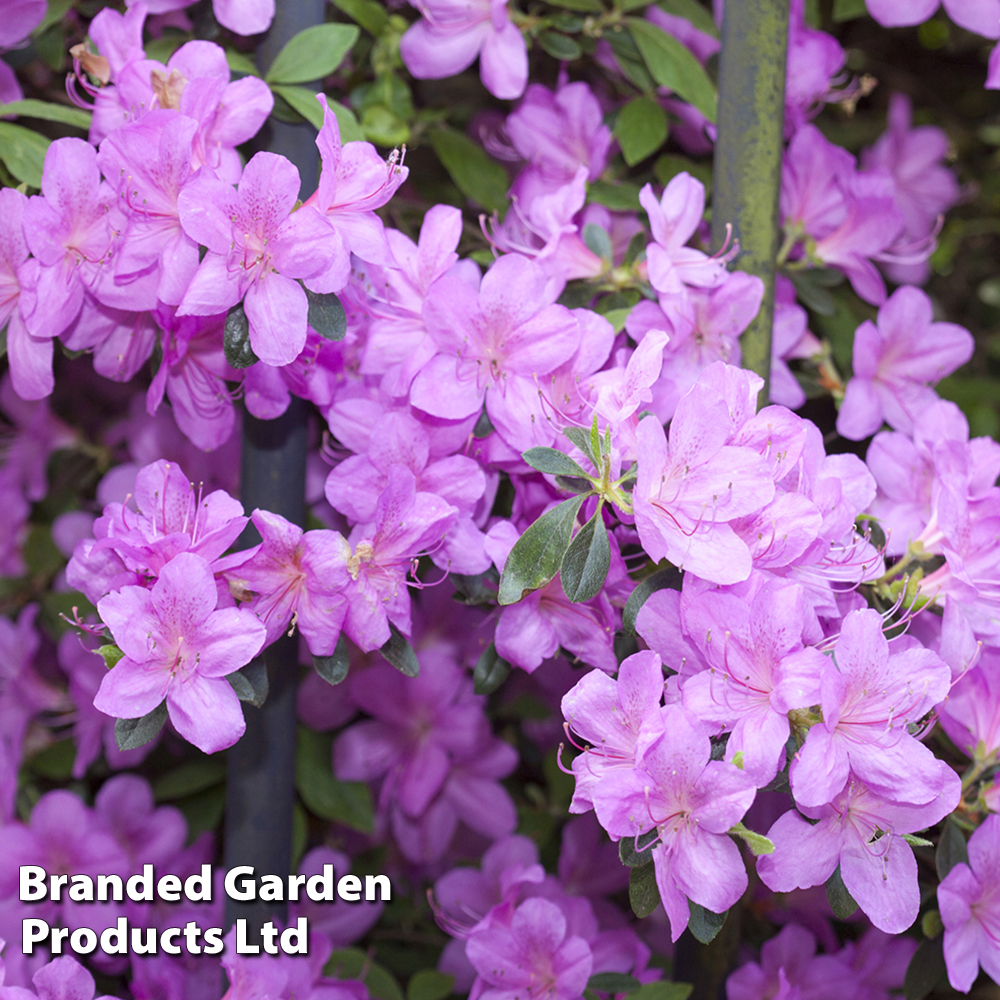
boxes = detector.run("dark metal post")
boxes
[223,0,324,939]
[710,0,790,405]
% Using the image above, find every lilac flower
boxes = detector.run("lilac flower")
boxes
[759,775,960,933]
[784,0,846,134]
[2,955,119,1000]
[591,705,757,941]
[632,364,775,584]
[399,0,528,100]
[94,551,267,753]
[411,253,580,452]
[125,0,275,36]
[938,652,1000,763]
[789,608,952,808]
[865,0,1000,38]
[225,509,350,656]
[837,285,974,440]
[177,151,346,367]
[939,814,1000,992]
[465,897,593,1000]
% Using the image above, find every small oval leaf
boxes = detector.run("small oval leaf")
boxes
[522,447,590,479]
[623,565,683,634]
[687,900,728,944]
[224,301,258,369]
[314,635,350,686]
[825,864,859,919]
[560,508,611,603]
[629,861,661,919]
[305,286,347,341]
[115,702,168,752]
[379,621,419,677]
[473,643,511,695]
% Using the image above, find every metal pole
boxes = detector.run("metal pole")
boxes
[223,0,324,941]
[710,0,790,405]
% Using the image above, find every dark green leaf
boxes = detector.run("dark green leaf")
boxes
[430,126,509,213]
[629,860,661,918]
[176,784,226,840]
[27,739,75,780]
[623,565,683,634]
[538,32,583,60]
[153,757,228,801]
[935,817,968,880]
[832,0,868,20]
[473,643,511,695]
[606,31,654,90]
[587,974,640,995]
[583,223,613,262]
[224,302,258,369]
[786,267,845,317]
[630,985,692,1000]
[653,153,713,190]
[825,864,859,919]
[555,475,596,494]
[115,702,168,752]
[498,495,587,605]
[242,657,269,706]
[226,48,261,77]
[450,569,498,606]
[588,180,642,211]
[561,507,611,603]
[687,900,727,944]
[523,447,591,479]
[227,668,255,702]
[270,86,364,141]
[314,635,350,686]
[619,829,661,867]
[326,949,404,1000]
[626,19,718,122]
[265,24,360,84]
[545,0,603,11]
[656,0,718,36]
[296,727,374,832]
[379,621,419,677]
[616,96,669,166]
[0,99,91,129]
[304,286,347,340]
[34,0,74,36]
[473,406,495,438]
[96,644,125,669]
[563,426,599,470]
[331,0,390,35]
[0,122,50,188]
[903,937,946,1000]
[407,971,454,1000]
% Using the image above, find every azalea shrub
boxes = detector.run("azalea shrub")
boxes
[1,1,1000,999]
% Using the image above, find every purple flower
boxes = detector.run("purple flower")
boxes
[399,0,528,100]
[789,608,952,808]
[465,897,593,1000]
[939,814,1000,992]
[866,0,1000,38]
[177,151,346,367]
[837,285,974,440]
[94,551,267,753]
[759,774,960,933]
[592,705,757,941]
[125,0,275,36]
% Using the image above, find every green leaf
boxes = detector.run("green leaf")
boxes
[145,34,187,64]
[630,984,692,1000]
[0,99,91,129]
[473,643,511,695]
[35,0,74,36]
[546,0,603,11]
[936,817,968,880]
[314,635,350,686]
[561,507,611,603]
[602,308,632,333]
[902,833,933,848]
[498,495,586,605]
[583,223,613,262]
[653,153,712,191]
[153,757,228,801]
[903,937,946,1000]
[332,0,390,36]
[379,621,419,677]
[616,96,669,167]
[115,702,168,752]
[629,860,661,918]
[832,0,868,21]
[825,864,859,919]
[522,447,591,479]
[563,426,599,469]
[728,821,775,856]
[0,122,51,188]
[269,86,365,142]
[296,727,374,832]
[429,126,509,214]
[407,971,454,1000]
[226,48,261,77]
[326,949,404,1000]
[622,565,683,634]
[786,267,845,317]
[304,286,347,340]
[587,180,642,211]
[587,974,641,995]
[27,739,76,780]
[626,19,718,122]
[656,0,718,36]
[96,644,125,669]
[619,829,660,867]
[687,900,727,944]
[224,302,258,369]
[265,23,360,84]
[538,32,583,60]
[227,663,269,708]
